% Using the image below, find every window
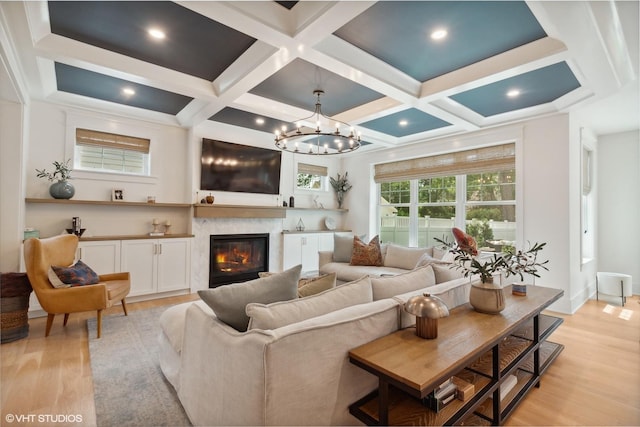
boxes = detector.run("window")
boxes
[296,163,327,191]
[75,128,150,175]
[376,143,516,248]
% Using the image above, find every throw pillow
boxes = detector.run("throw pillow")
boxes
[333,232,355,262]
[370,265,436,301]
[246,275,372,330]
[48,266,71,288]
[198,264,302,332]
[350,235,383,266]
[50,260,100,287]
[432,264,465,283]
[298,273,337,297]
[383,244,430,270]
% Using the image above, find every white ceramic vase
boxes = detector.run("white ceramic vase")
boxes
[469,277,505,314]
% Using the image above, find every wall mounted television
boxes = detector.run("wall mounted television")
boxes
[200,138,282,195]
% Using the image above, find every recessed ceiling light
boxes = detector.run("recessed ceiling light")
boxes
[431,29,448,40]
[148,28,166,40]
[122,87,135,96]
[399,119,409,127]
[507,89,520,98]
[255,118,265,125]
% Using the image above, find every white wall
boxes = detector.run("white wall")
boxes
[343,114,579,313]
[597,130,640,293]
[0,100,26,271]
[23,102,191,237]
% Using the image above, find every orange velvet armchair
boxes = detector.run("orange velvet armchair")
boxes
[23,234,130,338]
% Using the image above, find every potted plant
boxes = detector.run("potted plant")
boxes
[36,159,75,199]
[436,228,549,314]
[329,172,352,209]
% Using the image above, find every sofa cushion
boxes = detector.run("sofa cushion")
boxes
[298,273,337,297]
[383,244,431,270]
[246,275,372,330]
[198,264,301,332]
[432,263,465,283]
[350,235,383,266]
[319,262,408,283]
[333,232,355,262]
[50,260,100,287]
[370,265,436,301]
[414,252,451,269]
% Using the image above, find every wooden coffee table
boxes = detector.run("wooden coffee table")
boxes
[348,285,564,426]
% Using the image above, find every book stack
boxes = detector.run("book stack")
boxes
[424,378,457,412]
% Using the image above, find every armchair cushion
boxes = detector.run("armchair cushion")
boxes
[50,260,100,287]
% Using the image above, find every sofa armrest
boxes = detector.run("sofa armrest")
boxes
[318,251,333,268]
[178,302,275,426]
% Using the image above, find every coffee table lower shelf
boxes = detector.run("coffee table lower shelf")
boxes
[349,326,564,426]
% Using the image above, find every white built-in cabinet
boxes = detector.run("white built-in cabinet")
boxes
[77,240,121,275]
[282,232,335,272]
[120,238,191,296]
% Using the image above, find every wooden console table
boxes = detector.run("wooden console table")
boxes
[348,285,564,426]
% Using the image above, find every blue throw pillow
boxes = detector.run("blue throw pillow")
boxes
[51,260,100,287]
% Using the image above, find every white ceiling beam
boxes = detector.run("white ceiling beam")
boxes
[33,34,217,100]
[312,35,421,103]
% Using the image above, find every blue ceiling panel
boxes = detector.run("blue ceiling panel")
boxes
[209,107,371,151]
[360,108,452,137]
[48,1,256,81]
[209,107,296,136]
[55,63,193,115]
[450,62,581,117]
[334,1,546,82]
[249,59,384,116]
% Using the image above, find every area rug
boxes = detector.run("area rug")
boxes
[87,306,191,427]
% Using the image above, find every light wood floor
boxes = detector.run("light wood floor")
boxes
[1,293,638,426]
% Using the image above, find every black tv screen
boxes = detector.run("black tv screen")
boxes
[200,139,282,195]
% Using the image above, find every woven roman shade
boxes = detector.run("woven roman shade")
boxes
[374,143,515,183]
[298,163,328,176]
[76,128,150,154]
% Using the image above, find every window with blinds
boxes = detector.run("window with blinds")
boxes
[75,128,150,175]
[296,162,328,190]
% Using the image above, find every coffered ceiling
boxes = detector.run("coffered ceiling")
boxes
[1,1,638,152]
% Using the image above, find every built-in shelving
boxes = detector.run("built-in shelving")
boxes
[79,233,193,241]
[193,204,347,219]
[26,198,191,208]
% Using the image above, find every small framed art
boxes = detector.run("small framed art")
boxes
[112,188,125,201]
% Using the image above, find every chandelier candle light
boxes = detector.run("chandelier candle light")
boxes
[274,90,361,155]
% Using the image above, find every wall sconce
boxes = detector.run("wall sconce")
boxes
[404,293,449,339]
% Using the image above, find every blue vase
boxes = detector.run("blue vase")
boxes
[49,181,75,199]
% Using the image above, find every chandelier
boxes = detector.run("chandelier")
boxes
[274,90,362,155]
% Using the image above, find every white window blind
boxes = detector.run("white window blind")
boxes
[298,163,328,176]
[374,143,515,183]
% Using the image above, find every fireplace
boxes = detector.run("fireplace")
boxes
[209,233,269,287]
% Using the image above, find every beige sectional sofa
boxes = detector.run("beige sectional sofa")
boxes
[159,254,473,426]
[319,238,458,285]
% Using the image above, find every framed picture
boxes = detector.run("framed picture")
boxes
[112,188,125,201]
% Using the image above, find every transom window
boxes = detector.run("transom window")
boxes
[74,128,150,175]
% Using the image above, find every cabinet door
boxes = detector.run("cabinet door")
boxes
[282,234,302,271]
[78,240,121,275]
[156,238,191,292]
[300,234,319,272]
[121,240,157,296]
